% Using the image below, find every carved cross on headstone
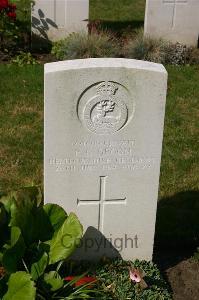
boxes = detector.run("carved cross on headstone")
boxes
[77,176,126,233]
[163,0,188,28]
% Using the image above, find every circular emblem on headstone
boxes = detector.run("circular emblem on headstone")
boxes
[77,81,135,135]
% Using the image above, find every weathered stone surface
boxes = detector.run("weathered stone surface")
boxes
[144,0,199,46]
[44,58,167,260]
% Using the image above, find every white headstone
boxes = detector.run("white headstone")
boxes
[32,0,89,44]
[44,58,167,261]
[144,0,199,46]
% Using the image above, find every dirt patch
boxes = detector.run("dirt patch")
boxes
[167,259,199,300]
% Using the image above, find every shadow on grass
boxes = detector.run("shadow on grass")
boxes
[154,191,199,270]
[89,19,144,36]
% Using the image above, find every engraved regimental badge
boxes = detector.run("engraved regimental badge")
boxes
[77,81,135,134]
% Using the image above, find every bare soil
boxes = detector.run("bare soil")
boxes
[167,259,199,300]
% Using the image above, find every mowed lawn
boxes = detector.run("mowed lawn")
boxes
[90,0,146,34]
[0,64,198,198]
[0,66,43,191]
[90,0,146,22]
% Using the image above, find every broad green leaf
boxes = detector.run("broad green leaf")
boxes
[22,186,43,207]
[0,204,7,228]
[0,186,44,246]
[10,186,42,207]
[49,213,83,264]
[9,198,52,245]
[0,195,15,215]
[3,271,36,300]
[30,252,48,281]
[34,206,54,241]
[2,227,25,273]
[43,203,67,232]
[9,198,36,244]
[0,203,9,249]
[0,276,7,299]
[44,271,63,291]
[0,186,42,211]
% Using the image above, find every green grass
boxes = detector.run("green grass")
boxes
[159,65,199,198]
[90,0,146,35]
[90,0,145,22]
[0,65,198,198]
[0,65,43,191]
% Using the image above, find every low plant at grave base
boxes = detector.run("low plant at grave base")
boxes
[51,31,120,60]
[11,51,38,66]
[92,259,172,299]
[124,28,199,65]
[0,186,99,299]
[124,29,166,64]
[163,42,191,65]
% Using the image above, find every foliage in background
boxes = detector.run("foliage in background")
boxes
[51,28,199,65]
[92,259,172,299]
[12,0,33,24]
[1,0,199,66]
[193,248,199,262]
[0,0,18,54]
[188,48,199,64]
[11,51,38,66]
[124,29,166,63]
[124,29,199,65]
[0,0,34,57]
[0,186,98,299]
[51,31,120,60]
[164,42,191,65]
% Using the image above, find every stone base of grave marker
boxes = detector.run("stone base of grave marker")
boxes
[44,58,168,261]
[144,0,199,46]
[32,0,89,49]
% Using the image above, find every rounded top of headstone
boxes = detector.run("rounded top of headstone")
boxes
[45,58,167,75]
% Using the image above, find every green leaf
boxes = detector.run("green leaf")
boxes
[2,227,25,273]
[0,195,15,215]
[43,203,67,232]
[0,276,7,299]
[30,252,48,281]
[43,271,63,292]
[12,186,42,207]
[9,198,52,245]
[34,206,54,242]
[49,213,83,264]
[3,271,36,300]
[0,203,9,249]
[9,198,36,245]
[0,204,7,228]
[0,186,42,210]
